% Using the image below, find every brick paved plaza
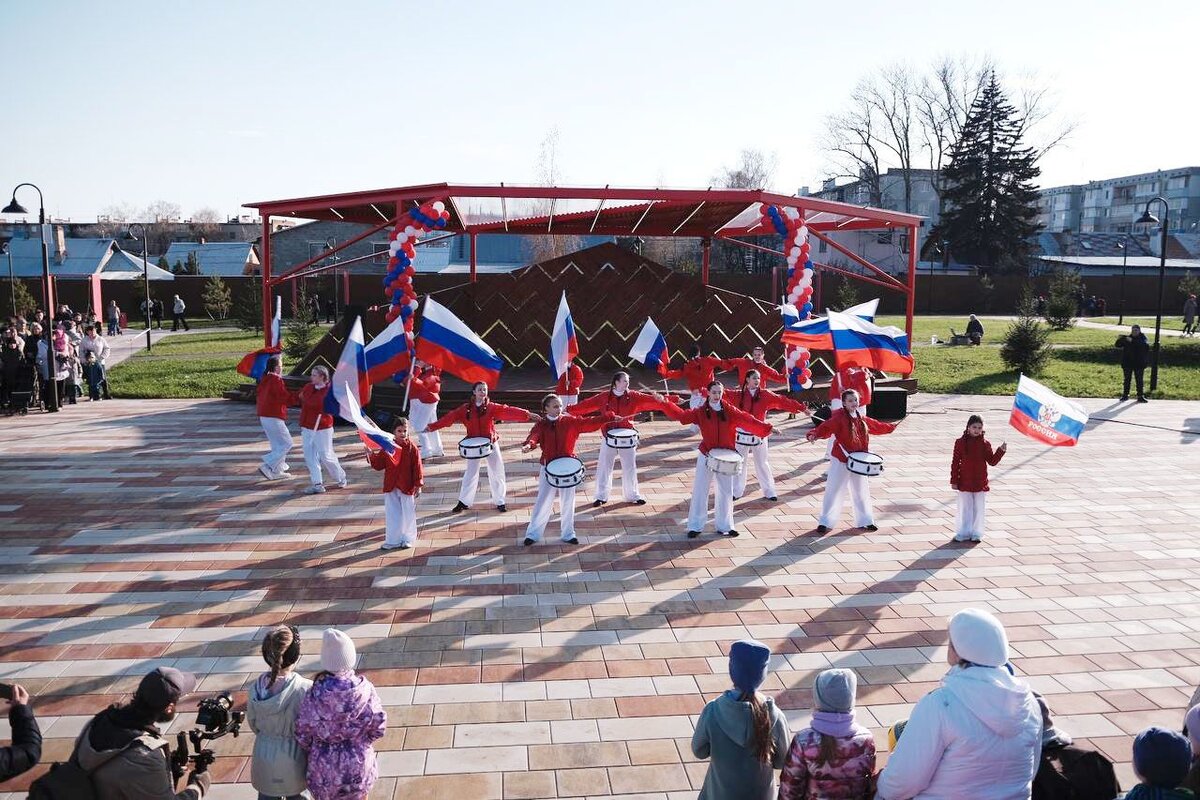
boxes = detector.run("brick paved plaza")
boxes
[1,395,1198,798]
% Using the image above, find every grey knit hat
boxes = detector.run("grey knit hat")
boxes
[813,668,857,713]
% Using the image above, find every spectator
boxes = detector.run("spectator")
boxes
[324,298,336,324]
[107,300,121,337]
[966,314,984,345]
[1127,727,1192,800]
[777,668,875,800]
[140,298,153,328]
[24,322,42,361]
[691,639,790,800]
[1,333,24,411]
[875,608,1041,800]
[152,298,164,329]
[1116,324,1150,403]
[1035,295,1047,316]
[52,325,78,406]
[1181,704,1200,793]
[309,294,321,322]
[247,625,312,800]
[36,331,66,412]
[0,683,42,784]
[63,320,83,399]
[294,629,386,800]
[1031,693,1120,800]
[1096,297,1106,316]
[31,309,45,329]
[78,325,112,401]
[71,667,210,799]
[171,295,189,331]
[1085,295,1097,316]
[1184,294,1197,337]
[55,304,73,322]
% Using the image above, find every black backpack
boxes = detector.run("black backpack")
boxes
[27,757,98,800]
[1032,744,1121,800]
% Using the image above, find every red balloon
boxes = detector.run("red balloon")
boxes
[402,243,416,258]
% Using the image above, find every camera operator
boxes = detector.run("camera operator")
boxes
[0,683,42,784]
[71,667,210,799]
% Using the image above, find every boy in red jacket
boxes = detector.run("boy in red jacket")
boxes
[805,388,896,533]
[950,414,1006,542]
[367,417,424,550]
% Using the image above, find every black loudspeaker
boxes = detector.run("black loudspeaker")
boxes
[811,403,833,424]
[868,387,908,421]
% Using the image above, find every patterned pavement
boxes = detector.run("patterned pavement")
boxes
[1,394,1198,798]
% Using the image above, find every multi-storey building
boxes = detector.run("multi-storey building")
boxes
[1038,167,1200,233]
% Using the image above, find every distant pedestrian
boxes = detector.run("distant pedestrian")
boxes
[152,298,164,329]
[966,314,984,345]
[78,325,112,400]
[172,294,190,331]
[1183,294,1197,336]
[1116,324,1150,403]
[325,298,336,324]
[310,293,321,323]
[106,300,121,337]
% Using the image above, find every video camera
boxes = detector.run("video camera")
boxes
[169,692,245,780]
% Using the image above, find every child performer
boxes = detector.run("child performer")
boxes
[805,388,896,533]
[367,418,424,550]
[572,370,669,507]
[408,359,444,458]
[555,357,584,408]
[664,343,734,411]
[728,369,808,502]
[297,365,347,495]
[723,345,786,386]
[426,381,536,513]
[660,381,772,538]
[950,414,1006,542]
[825,365,874,458]
[520,394,618,546]
[256,355,294,480]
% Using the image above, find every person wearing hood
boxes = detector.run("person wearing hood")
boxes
[1116,324,1150,403]
[777,668,875,800]
[248,625,312,800]
[294,629,386,800]
[950,414,1006,543]
[875,608,1041,800]
[691,639,791,800]
[1125,726,1193,800]
[1181,704,1200,794]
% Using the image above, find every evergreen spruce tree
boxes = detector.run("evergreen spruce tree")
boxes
[156,255,170,272]
[1001,291,1052,376]
[233,276,263,334]
[4,279,38,318]
[283,287,319,363]
[833,276,860,310]
[201,275,233,320]
[931,73,1042,274]
[1045,269,1079,330]
[185,252,201,275]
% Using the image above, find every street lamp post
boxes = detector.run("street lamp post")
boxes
[1,239,13,317]
[1116,237,1128,326]
[1135,198,1170,392]
[125,224,153,352]
[3,183,58,411]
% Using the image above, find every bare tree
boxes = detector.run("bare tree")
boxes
[821,90,885,207]
[525,128,581,264]
[190,207,222,242]
[712,149,777,190]
[143,200,181,223]
[915,56,992,210]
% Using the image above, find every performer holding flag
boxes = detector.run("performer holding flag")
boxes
[549,291,584,407]
[408,358,444,458]
[629,317,671,383]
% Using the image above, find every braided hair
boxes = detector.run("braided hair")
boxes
[261,624,302,690]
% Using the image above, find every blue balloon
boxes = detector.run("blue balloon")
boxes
[801,302,813,315]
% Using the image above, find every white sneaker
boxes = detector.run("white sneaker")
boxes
[953,533,970,542]
[259,465,275,480]
[969,533,982,542]
[305,484,326,495]
[336,478,348,489]
[380,542,408,550]
[280,463,291,473]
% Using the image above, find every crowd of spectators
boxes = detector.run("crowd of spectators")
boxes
[1,305,112,414]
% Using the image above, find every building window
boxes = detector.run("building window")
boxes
[372,242,390,264]
[818,238,828,254]
[899,231,910,254]
[1168,176,1188,190]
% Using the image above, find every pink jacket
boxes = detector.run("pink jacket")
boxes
[778,726,876,800]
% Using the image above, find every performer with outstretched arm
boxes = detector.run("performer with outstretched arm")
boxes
[727,369,809,501]
[805,388,896,533]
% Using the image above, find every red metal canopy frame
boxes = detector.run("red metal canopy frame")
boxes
[244,182,923,347]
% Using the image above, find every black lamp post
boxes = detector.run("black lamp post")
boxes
[124,224,153,352]
[1135,198,1169,392]
[1,238,13,317]
[3,183,57,411]
[1116,237,1128,326]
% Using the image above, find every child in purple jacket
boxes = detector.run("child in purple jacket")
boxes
[294,629,387,800]
[778,668,876,800]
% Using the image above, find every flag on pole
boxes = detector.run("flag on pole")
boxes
[269,295,282,348]
[780,299,879,348]
[826,310,913,373]
[629,317,670,377]
[1009,375,1089,446]
[339,381,398,456]
[414,297,504,387]
[549,291,579,380]
[326,316,370,417]
[235,346,281,380]
[364,312,412,385]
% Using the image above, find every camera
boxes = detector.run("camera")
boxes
[195,692,236,732]
[170,692,244,779]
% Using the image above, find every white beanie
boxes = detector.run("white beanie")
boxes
[948,608,1009,667]
[321,628,357,673]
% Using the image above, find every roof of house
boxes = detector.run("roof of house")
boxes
[163,242,259,276]
[4,237,118,277]
[1038,255,1200,269]
[101,250,175,281]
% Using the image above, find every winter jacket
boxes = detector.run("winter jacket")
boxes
[1184,297,1197,322]
[966,319,985,338]
[256,373,293,420]
[247,671,313,798]
[294,671,387,800]
[665,356,733,391]
[297,384,334,430]
[554,363,584,395]
[522,412,612,465]
[73,706,206,799]
[725,357,787,386]
[829,368,873,406]
[807,409,895,463]
[572,388,666,432]
[0,702,42,782]
[36,340,69,381]
[950,434,1005,493]
[660,401,773,454]
[368,439,423,495]
[426,400,530,442]
[1122,787,1195,800]
[728,387,807,422]
[173,298,186,314]
[691,690,791,800]
[409,367,441,404]
[777,724,875,800]
[874,665,1042,800]
[78,334,111,365]
[1118,333,1150,369]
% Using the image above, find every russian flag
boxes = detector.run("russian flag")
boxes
[549,291,579,380]
[781,299,879,349]
[1009,375,1089,447]
[269,295,282,348]
[326,316,370,418]
[827,310,913,373]
[364,313,412,385]
[236,346,281,380]
[338,380,398,456]
[414,297,504,388]
[629,317,669,377]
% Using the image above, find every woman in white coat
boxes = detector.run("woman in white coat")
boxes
[874,608,1042,800]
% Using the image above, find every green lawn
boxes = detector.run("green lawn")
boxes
[108,330,267,399]
[1092,315,1191,333]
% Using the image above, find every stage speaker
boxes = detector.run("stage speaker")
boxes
[868,387,908,421]
[811,403,832,424]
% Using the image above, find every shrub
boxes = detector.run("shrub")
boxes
[201,275,233,320]
[1045,269,1079,330]
[1001,293,1052,376]
[283,287,320,363]
[834,276,860,310]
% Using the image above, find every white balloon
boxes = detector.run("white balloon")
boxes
[404,225,417,237]
[408,299,419,310]
[431,201,446,214]
[798,225,808,238]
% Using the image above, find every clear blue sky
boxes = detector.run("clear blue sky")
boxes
[4,0,1198,221]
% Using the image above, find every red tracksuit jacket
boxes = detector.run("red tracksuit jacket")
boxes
[426,400,530,442]
[830,367,874,406]
[296,383,334,430]
[664,356,732,391]
[808,409,895,463]
[728,387,807,422]
[950,434,1005,492]
[409,367,441,404]
[522,413,613,465]
[725,357,786,386]
[554,364,584,395]
[661,401,772,455]
[572,389,665,432]
[256,373,292,420]
[368,438,423,495]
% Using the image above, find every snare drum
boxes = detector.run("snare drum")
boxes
[706,448,744,476]
[458,436,493,459]
[845,451,884,476]
[545,456,585,488]
[735,428,761,447]
[604,427,639,449]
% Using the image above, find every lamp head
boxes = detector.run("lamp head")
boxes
[2,197,28,215]
[1137,209,1159,226]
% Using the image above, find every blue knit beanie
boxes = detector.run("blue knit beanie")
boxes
[1133,726,1192,788]
[729,639,771,695]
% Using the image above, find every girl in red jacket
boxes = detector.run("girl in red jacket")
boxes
[805,389,896,533]
[665,343,734,411]
[727,369,808,501]
[950,414,1006,542]
[723,345,786,387]
[555,358,584,408]
[520,394,616,545]
[660,381,773,538]
[256,355,294,480]
[297,365,347,494]
[426,382,536,513]
[408,359,444,459]
[367,417,424,550]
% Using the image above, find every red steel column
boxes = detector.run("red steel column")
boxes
[260,215,273,345]
[469,233,477,283]
[905,224,918,378]
[701,237,711,286]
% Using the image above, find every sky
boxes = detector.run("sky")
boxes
[4,0,1199,221]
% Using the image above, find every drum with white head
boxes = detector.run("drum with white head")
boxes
[845,450,884,476]
[458,436,493,459]
[735,429,762,447]
[604,427,639,449]
[545,456,585,488]
[705,448,744,476]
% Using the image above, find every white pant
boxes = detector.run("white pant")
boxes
[688,453,735,533]
[956,491,987,539]
[594,440,641,502]
[384,490,418,546]
[526,468,576,542]
[459,446,507,506]
[819,458,873,528]
[558,394,579,408]
[410,399,444,458]
[734,436,776,499]
[259,417,293,476]
[301,427,346,487]
[826,399,842,458]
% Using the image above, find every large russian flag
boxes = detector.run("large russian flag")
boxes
[414,297,504,388]
[781,299,879,349]
[827,310,913,373]
[269,295,282,348]
[326,316,370,418]
[364,313,412,385]
[1009,375,1089,447]
[339,380,398,456]
[549,291,579,380]
[629,317,669,376]
[236,346,281,380]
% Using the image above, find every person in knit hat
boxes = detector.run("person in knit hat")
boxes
[1182,704,1200,793]
[1128,726,1193,799]
[778,668,875,800]
[294,629,386,800]
[691,639,790,799]
[876,608,1041,800]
